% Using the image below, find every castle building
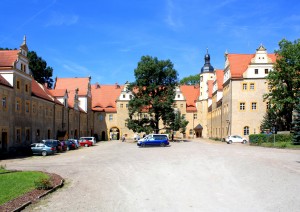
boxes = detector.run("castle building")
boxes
[0,38,276,153]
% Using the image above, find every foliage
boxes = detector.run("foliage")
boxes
[179,74,199,85]
[28,51,54,88]
[34,177,53,190]
[170,110,189,134]
[0,171,48,205]
[292,99,300,144]
[264,38,300,131]
[249,133,292,144]
[126,56,178,133]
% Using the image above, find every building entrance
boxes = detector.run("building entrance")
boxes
[109,127,120,140]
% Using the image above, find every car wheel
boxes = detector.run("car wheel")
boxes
[85,144,88,147]
[42,151,47,156]
[243,140,247,144]
[67,147,70,151]
[229,140,232,144]
[160,142,166,147]
[141,143,146,147]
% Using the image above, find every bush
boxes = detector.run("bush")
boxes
[34,177,52,190]
[249,134,292,144]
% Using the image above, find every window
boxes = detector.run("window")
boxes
[180,104,183,108]
[25,101,30,113]
[25,129,30,143]
[16,129,21,143]
[123,94,125,98]
[177,94,180,98]
[25,84,28,92]
[254,69,258,74]
[2,96,7,110]
[120,104,123,108]
[265,69,269,74]
[17,80,20,89]
[239,102,245,111]
[193,114,197,119]
[243,126,249,135]
[126,104,128,108]
[266,102,270,110]
[129,95,132,99]
[250,83,255,90]
[251,102,257,110]
[189,129,193,135]
[16,99,21,112]
[242,83,247,90]
[109,114,113,121]
[200,76,203,82]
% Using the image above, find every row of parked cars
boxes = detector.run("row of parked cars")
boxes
[30,137,96,156]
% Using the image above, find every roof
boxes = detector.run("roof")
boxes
[180,85,199,112]
[227,53,276,78]
[48,89,67,97]
[0,75,12,87]
[54,77,90,96]
[194,124,203,130]
[215,69,224,90]
[0,50,19,68]
[91,84,123,112]
[31,79,55,102]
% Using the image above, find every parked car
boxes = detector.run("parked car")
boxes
[79,137,96,145]
[137,134,169,147]
[31,143,56,156]
[65,140,77,150]
[79,139,93,147]
[40,139,62,152]
[67,139,80,149]
[60,141,67,151]
[225,135,247,144]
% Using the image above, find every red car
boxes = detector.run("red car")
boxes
[79,139,93,147]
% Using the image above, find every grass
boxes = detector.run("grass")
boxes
[252,142,300,149]
[0,167,49,205]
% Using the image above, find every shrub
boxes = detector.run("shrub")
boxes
[34,177,53,190]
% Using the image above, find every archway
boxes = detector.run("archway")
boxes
[109,127,120,140]
[101,131,106,141]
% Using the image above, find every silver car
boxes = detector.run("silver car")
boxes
[225,135,247,144]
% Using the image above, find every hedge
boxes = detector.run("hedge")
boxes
[249,134,293,144]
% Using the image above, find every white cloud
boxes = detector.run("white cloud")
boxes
[164,0,183,29]
[45,12,79,27]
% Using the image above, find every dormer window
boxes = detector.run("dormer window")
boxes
[254,69,258,74]
[265,69,269,74]
[177,94,180,98]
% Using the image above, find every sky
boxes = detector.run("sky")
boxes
[1,0,300,85]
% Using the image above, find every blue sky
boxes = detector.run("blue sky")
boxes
[1,0,300,85]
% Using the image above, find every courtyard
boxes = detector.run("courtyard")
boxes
[1,139,300,211]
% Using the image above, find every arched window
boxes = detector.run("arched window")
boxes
[243,126,249,135]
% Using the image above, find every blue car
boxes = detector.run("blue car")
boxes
[137,134,169,147]
[30,143,56,156]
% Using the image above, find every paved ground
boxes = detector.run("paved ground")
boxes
[1,139,300,212]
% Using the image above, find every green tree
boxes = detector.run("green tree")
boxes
[264,39,300,131]
[180,74,199,85]
[28,51,54,88]
[292,99,300,144]
[171,110,189,134]
[127,56,178,133]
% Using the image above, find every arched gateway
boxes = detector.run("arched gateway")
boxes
[109,127,120,140]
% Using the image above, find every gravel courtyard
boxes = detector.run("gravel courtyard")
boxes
[1,139,300,212]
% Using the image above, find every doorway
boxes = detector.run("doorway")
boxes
[1,132,8,152]
[109,127,120,140]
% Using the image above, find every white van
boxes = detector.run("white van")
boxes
[79,137,96,145]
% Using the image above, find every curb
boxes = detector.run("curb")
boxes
[12,178,64,211]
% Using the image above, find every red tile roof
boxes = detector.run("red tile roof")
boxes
[227,53,276,78]
[0,75,12,87]
[0,50,19,68]
[54,77,90,96]
[91,84,123,112]
[31,79,54,102]
[215,69,224,90]
[48,89,67,97]
[180,85,199,112]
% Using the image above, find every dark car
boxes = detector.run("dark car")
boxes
[31,143,56,156]
[65,140,76,150]
[67,139,80,149]
[41,139,62,152]
[137,134,169,147]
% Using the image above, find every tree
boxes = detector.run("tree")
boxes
[171,110,189,134]
[28,51,54,88]
[180,74,199,85]
[264,39,300,131]
[126,56,178,133]
[292,99,300,145]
